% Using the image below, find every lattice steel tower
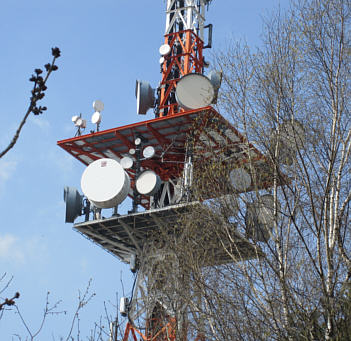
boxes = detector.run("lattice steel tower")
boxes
[59,1,281,340]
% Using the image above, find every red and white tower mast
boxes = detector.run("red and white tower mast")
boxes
[58,1,285,340]
[156,0,211,117]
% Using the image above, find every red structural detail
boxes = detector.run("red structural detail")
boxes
[159,30,204,117]
[122,319,205,341]
[57,107,270,209]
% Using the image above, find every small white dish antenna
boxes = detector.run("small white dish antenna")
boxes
[91,111,102,124]
[129,148,136,155]
[75,117,86,129]
[143,146,155,159]
[120,156,134,169]
[229,168,251,192]
[159,44,171,56]
[72,114,86,136]
[136,170,161,196]
[159,56,165,64]
[134,137,142,146]
[72,115,79,123]
[176,73,215,110]
[93,100,104,112]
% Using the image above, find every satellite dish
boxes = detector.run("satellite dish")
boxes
[208,70,222,90]
[229,168,251,192]
[64,186,83,223]
[129,148,136,155]
[175,73,215,110]
[72,115,79,123]
[159,57,165,64]
[91,111,102,124]
[134,137,142,146]
[75,118,86,128]
[135,80,155,115]
[143,146,156,159]
[136,170,161,196]
[280,119,305,150]
[217,194,239,216]
[120,156,133,169]
[93,100,104,112]
[208,70,222,103]
[159,44,171,56]
[269,119,305,165]
[245,194,280,242]
[81,158,131,209]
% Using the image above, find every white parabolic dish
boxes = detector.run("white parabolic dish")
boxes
[136,170,161,196]
[120,156,134,169]
[93,100,104,112]
[91,111,102,124]
[229,168,251,192]
[81,158,130,209]
[175,73,215,110]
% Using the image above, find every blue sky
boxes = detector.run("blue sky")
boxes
[0,1,289,339]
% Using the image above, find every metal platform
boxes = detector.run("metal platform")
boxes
[58,107,283,208]
[73,202,262,266]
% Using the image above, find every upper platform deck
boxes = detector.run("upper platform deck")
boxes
[58,107,282,209]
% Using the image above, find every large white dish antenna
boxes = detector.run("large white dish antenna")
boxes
[229,168,251,192]
[135,170,161,196]
[176,73,215,110]
[81,158,130,209]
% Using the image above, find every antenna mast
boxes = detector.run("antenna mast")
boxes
[157,0,212,117]
[59,0,286,339]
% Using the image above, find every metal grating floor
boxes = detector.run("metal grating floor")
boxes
[73,202,262,266]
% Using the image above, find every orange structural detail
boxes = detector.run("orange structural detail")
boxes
[122,319,205,341]
[159,30,204,117]
[57,107,280,209]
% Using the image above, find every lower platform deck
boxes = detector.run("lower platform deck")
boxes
[73,202,263,266]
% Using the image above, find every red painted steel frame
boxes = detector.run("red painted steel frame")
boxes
[57,107,275,209]
[122,320,205,341]
[159,30,204,117]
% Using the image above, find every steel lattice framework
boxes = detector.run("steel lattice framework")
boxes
[57,1,288,340]
[158,0,210,117]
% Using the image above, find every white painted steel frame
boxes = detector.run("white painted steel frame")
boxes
[165,0,206,40]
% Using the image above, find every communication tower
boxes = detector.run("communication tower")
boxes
[58,1,285,340]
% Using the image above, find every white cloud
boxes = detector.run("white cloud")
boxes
[0,234,48,266]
